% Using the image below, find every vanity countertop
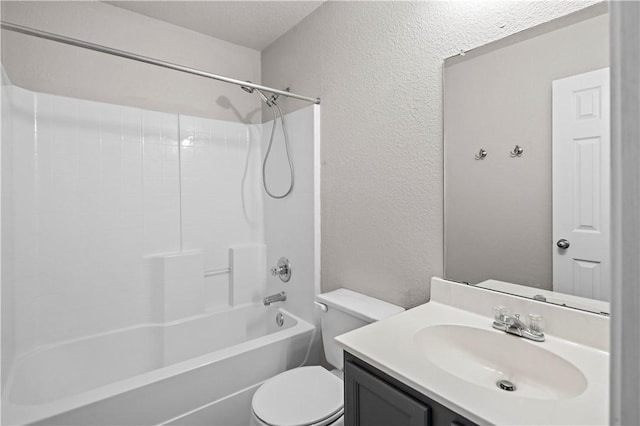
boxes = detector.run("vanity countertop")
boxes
[335,278,609,426]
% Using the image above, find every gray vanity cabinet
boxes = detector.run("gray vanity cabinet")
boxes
[344,352,477,426]
[344,359,430,425]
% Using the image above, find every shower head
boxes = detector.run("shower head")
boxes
[241,81,272,106]
[255,90,271,106]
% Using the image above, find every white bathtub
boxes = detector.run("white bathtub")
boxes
[2,305,314,425]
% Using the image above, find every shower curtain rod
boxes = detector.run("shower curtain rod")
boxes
[0,21,321,105]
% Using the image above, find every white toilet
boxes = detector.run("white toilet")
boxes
[250,289,404,426]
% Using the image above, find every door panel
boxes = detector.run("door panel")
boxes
[552,67,610,301]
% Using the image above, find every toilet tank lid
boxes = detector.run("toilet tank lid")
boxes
[316,289,404,322]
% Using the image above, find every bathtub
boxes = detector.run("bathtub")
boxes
[2,305,314,426]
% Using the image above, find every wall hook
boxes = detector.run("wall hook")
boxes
[475,149,487,160]
[510,145,524,157]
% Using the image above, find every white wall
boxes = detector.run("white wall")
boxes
[1,1,261,123]
[0,0,268,389]
[179,114,265,308]
[263,105,321,363]
[2,80,320,368]
[262,0,600,308]
[3,84,265,357]
[1,0,321,394]
[1,70,14,390]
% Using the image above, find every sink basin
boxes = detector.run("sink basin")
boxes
[413,324,588,400]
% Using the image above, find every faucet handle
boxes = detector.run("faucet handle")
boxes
[527,314,545,334]
[270,257,292,283]
[270,266,283,276]
[493,305,508,323]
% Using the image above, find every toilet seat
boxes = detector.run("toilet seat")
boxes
[252,366,344,426]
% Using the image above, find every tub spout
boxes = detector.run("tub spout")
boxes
[263,292,286,306]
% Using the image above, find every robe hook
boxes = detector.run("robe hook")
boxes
[510,145,524,157]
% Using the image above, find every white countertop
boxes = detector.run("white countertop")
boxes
[335,278,609,426]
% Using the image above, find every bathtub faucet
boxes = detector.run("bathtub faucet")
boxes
[263,292,287,306]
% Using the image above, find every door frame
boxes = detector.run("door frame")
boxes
[610,2,640,424]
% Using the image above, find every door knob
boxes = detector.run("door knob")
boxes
[557,239,570,249]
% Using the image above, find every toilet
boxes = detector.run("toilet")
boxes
[250,289,404,426]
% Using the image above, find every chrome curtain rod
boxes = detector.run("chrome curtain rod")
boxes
[0,21,321,105]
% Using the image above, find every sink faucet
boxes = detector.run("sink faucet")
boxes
[492,309,545,342]
[263,291,286,306]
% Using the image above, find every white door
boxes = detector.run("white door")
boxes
[552,68,610,302]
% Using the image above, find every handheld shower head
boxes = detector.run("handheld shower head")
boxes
[240,82,294,199]
[255,89,271,106]
[241,81,272,106]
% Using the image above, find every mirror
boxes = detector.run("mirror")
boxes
[443,4,610,315]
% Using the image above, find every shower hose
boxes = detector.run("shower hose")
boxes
[263,101,294,199]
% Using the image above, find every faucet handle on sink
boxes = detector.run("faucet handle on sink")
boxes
[527,313,545,335]
[493,305,508,323]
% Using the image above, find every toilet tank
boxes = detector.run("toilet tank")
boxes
[315,289,404,370]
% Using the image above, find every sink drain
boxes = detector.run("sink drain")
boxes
[497,379,516,392]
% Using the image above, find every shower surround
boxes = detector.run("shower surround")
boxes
[1,81,320,425]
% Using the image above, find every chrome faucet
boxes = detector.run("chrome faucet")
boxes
[263,291,286,306]
[492,308,545,342]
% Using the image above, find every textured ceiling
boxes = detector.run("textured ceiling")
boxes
[104,1,325,51]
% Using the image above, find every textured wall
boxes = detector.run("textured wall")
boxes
[262,1,599,308]
[1,1,261,122]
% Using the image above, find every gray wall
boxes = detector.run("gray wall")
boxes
[262,1,600,308]
[444,12,608,290]
[1,1,262,123]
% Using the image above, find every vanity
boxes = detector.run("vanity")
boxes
[336,278,609,426]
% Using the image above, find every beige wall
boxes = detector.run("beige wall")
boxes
[444,12,609,290]
[262,1,600,308]
[1,1,262,123]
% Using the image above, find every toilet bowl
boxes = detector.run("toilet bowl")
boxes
[250,289,404,426]
[250,366,344,426]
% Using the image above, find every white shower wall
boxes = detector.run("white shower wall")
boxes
[263,106,320,330]
[179,115,264,308]
[8,86,177,353]
[2,72,15,388]
[2,84,319,367]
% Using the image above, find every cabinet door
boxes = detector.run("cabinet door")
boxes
[345,361,431,426]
